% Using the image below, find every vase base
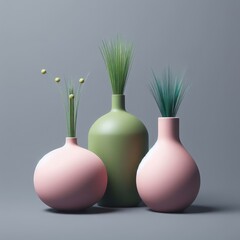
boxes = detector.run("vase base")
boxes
[98,200,141,208]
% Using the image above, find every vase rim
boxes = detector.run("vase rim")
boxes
[66,137,77,139]
[112,94,125,96]
[158,117,179,120]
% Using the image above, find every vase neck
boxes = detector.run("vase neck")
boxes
[158,118,180,141]
[65,137,78,145]
[111,94,126,111]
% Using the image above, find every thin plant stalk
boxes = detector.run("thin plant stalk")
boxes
[74,76,87,132]
[68,87,75,137]
[55,78,69,133]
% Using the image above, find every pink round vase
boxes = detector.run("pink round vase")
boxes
[136,117,200,212]
[34,137,107,211]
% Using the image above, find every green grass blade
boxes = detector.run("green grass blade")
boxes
[150,67,187,117]
[100,37,133,94]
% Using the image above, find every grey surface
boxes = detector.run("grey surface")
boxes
[0,0,239,239]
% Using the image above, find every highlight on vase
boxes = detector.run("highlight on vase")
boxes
[136,67,200,213]
[33,69,107,211]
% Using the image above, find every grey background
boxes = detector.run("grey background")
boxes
[0,0,239,239]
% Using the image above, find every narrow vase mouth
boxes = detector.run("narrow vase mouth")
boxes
[111,94,126,111]
[157,117,180,141]
[65,137,78,145]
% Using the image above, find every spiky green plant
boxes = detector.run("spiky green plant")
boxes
[41,69,85,137]
[150,67,187,117]
[100,37,133,94]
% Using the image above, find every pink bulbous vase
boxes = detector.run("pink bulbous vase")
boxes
[34,137,107,211]
[136,117,200,212]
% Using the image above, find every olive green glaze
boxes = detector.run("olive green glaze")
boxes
[88,94,148,207]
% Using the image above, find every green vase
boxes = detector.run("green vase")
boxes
[88,94,149,207]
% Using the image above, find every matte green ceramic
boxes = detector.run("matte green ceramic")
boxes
[88,94,148,207]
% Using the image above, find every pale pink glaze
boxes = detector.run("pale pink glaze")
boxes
[34,138,107,211]
[136,118,200,212]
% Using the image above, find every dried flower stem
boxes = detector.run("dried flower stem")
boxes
[41,69,85,137]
